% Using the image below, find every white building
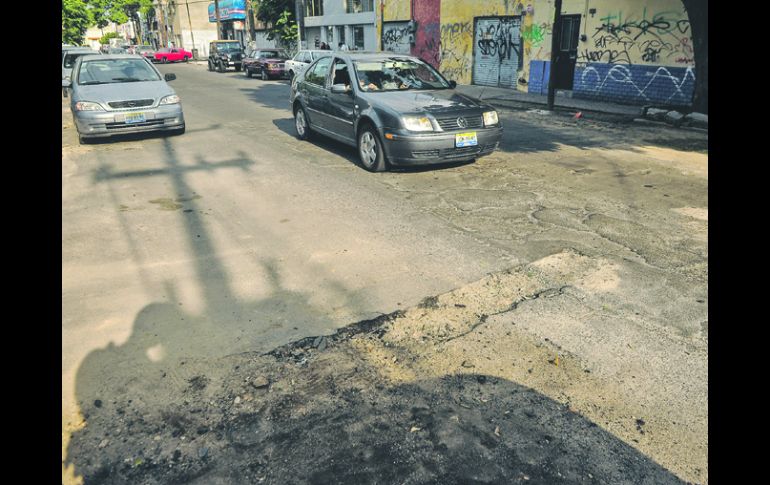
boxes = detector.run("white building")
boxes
[302,0,377,51]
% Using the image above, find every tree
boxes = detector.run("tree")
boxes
[63,0,93,45]
[252,0,298,51]
[681,0,707,114]
[99,31,121,45]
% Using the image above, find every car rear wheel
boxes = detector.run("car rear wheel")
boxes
[358,124,387,172]
[294,106,312,140]
[162,57,168,64]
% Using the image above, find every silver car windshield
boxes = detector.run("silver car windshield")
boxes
[353,58,450,92]
[77,58,161,85]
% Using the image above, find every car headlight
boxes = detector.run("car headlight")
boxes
[160,95,180,105]
[483,110,499,126]
[402,116,434,132]
[74,101,104,111]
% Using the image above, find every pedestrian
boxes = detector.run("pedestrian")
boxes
[339,42,349,51]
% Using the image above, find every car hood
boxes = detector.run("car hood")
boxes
[75,81,175,105]
[366,90,492,114]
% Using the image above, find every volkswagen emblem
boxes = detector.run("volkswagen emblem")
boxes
[127,101,137,107]
[457,117,468,128]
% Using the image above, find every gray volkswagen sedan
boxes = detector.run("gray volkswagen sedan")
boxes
[289,52,502,172]
[63,54,185,144]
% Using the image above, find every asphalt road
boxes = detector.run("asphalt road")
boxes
[63,62,708,483]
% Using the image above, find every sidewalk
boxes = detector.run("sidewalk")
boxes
[454,84,642,117]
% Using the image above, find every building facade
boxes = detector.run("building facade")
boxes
[379,0,697,107]
[145,1,276,58]
[301,0,378,50]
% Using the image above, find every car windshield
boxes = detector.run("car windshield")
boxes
[353,58,450,92]
[77,58,161,85]
[217,43,242,52]
[260,51,286,58]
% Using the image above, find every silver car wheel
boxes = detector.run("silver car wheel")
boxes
[359,132,377,168]
[296,109,306,136]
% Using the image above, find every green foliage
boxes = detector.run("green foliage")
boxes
[99,31,121,45]
[62,0,92,45]
[252,0,298,52]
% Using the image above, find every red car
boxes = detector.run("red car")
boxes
[154,48,193,63]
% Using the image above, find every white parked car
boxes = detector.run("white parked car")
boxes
[285,50,331,80]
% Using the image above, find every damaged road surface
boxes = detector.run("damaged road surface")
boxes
[63,64,707,484]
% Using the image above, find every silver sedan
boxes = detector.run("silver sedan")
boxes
[63,54,185,144]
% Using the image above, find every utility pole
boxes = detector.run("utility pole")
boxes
[295,0,304,52]
[214,0,222,40]
[185,0,196,54]
[546,0,562,110]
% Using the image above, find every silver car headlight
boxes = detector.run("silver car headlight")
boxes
[74,101,104,111]
[483,110,499,126]
[402,115,433,132]
[160,95,180,105]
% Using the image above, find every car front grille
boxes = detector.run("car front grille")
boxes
[105,119,166,130]
[108,99,154,109]
[411,143,498,160]
[436,115,483,131]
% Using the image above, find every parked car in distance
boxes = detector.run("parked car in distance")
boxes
[63,47,99,82]
[285,50,331,80]
[134,45,156,61]
[208,40,244,72]
[242,48,289,80]
[290,52,502,172]
[154,47,193,63]
[108,47,127,54]
[63,54,185,144]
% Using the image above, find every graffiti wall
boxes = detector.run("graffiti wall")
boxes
[383,21,412,54]
[439,0,536,89]
[413,0,441,68]
[528,0,695,105]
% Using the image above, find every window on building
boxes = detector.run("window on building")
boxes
[306,0,323,17]
[347,0,374,14]
[353,26,365,50]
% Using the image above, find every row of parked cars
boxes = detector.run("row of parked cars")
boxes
[207,40,329,81]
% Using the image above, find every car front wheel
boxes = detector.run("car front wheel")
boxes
[183,55,189,62]
[217,61,225,73]
[294,106,311,140]
[207,60,213,71]
[357,124,387,172]
[261,69,269,81]
[245,66,252,78]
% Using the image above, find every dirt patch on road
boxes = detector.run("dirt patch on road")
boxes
[65,252,705,485]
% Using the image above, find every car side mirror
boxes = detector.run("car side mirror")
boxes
[331,84,352,95]
[165,73,176,82]
[448,80,457,89]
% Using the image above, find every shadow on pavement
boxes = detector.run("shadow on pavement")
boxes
[65,327,687,484]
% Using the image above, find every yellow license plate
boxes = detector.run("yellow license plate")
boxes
[455,132,478,147]
[124,112,146,124]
